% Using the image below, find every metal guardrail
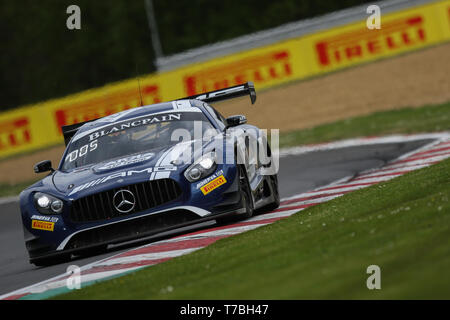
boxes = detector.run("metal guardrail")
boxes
[155,0,436,71]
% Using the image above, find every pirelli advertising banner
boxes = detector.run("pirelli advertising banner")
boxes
[0,74,164,158]
[0,0,449,159]
[46,75,164,138]
[0,106,57,158]
[165,41,307,96]
[301,0,450,74]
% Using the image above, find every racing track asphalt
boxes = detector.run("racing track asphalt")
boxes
[0,139,433,296]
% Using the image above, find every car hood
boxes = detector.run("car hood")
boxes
[53,139,215,198]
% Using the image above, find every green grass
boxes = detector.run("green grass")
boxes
[0,180,38,198]
[279,101,450,148]
[55,157,450,299]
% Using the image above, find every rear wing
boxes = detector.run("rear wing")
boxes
[180,82,256,105]
[61,120,96,146]
[60,82,256,146]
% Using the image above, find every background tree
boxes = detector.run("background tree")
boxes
[0,0,372,111]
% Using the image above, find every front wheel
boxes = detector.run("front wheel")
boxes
[239,164,254,219]
[259,174,280,213]
[217,165,254,224]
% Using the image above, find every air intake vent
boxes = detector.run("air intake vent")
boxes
[70,179,182,223]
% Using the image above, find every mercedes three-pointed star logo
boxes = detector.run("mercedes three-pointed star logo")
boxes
[112,189,136,213]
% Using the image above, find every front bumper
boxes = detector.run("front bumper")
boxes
[27,205,246,264]
[24,166,244,263]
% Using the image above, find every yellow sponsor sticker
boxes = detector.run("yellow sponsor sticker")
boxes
[200,175,227,195]
[31,220,55,232]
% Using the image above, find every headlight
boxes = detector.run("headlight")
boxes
[34,192,64,214]
[184,152,217,182]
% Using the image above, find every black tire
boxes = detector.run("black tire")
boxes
[259,174,280,213]
[257,141,280,213]
[239,164,255,219]
[217,164,254,224]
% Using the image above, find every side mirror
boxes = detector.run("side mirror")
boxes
[225,115,247,130]
[34,160,54,174]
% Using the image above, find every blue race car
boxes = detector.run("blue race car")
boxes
[20,82,279,266]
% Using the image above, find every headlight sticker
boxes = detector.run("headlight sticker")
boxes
[31,220,55,232]
[196,169,224,189]
[31,215,59,223]
[200,174,227,195]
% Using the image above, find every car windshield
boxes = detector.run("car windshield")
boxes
[61,111,217,171]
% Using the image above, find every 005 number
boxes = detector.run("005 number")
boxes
[66,140,98,163]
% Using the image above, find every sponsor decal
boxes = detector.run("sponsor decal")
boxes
[54,85,161,132]
[71,111,205,144]
[196,169,224,189]
[87,113,182,141]
[95,152,155,171]
[31,220,55,232]
[30,215,59,223]
[184,50,293,95]
[315,15,427,68]
[200,175,227,195]
[68,165,177,195]
[0,117,32,150]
